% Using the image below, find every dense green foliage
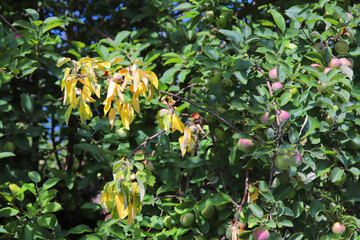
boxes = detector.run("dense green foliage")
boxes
[1,0,360,239]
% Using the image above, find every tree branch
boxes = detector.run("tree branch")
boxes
[236,168,249,222]
[127,130,166,160]
[160,90,242,133]
[0,14,17,32]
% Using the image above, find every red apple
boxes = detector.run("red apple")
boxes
[329,58,342,68]
[253,227,270,240]
[14,34,22,39]
[290,153,302,167]
[269,67,277,80]
[279,110,290,122]
[310,63,322,70]
[339,58,353,67]
[113,73,122,81]
[238,139,254,152]
[261,112,269,124]
[324,67,332,74]
[332,222,345,234]
[271,82,283,93]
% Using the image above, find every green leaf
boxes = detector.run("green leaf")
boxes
[28,171,41,183]
[25,8,39,21]
[42,178,60,190]
[288,233,304,240]
[279,92,292,106]
[42,202,63,213]
[270,9,286,33]
[318,97,334,108]
[218,29,243,44]
[68,224,92,234]
[330,167,344,183]
[304,52,325,66]
[173,3,194,11]
[202,46,219,60]
[0,207,19,217]
[300,116,317,140]
[249,203,263,218]
[0,152,15,159]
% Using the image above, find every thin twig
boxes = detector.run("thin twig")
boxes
[160,90,242,133]
[176,83,199,95]
[0,14,17,32]
[85,22,113,42]
[236,169,250,222]
[127,130,166,160]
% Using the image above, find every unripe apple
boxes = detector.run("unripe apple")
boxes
[195,236,207,240]
[286,190,296,200]
[286,43,298,50]
[3,141,15,152]
[334,173,346,186]
[290,153,302,167]
[271,82,283,93]
[287,88,299,97]
[215,128,225,139]
[164,216,173,228]
[201,205,215,219]
[116,127,130,140]
[253,227,270,240]
[332,222,345,234]
[180,213,194,227]
[261,112,269,124]
[158,109,169,118]
[205,10,215,23]
[324,67,332,74]
[189,125,198,134]
[113,73,122,81]
[314,42,326,55]
[335,41,349,55]
[329,58,342,68]
[216,15,228,29]
[269,67,277,80]
[144,161,155,171]
[238,139,254,152]
[209,70,221,84]
[279,110,290,122]
[275,153,290,170]
[339,58,353,67]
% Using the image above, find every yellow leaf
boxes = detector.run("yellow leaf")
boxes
[57,57,71,68]
[134,59,144,66]
[250,187,260,203]
[109,108,116,129]
[132,69,140,93]
[103,99,112,116]
[118,68,129,75]
[120,103,134,130]
[132,94,140,114]
[109,57,124,65]
[100,62,111,69]
[145,71,158,89]
[138,82,146,96]
[146,85,154,102]
[79,100,93,124]
[127,203,135,226]
[179,136,186,156]
[115,193,128,220]
[122,74,131,92]
[61,68,71,91]
[138,69,148,89]
[107,79,116,99]
[171,114,185,133]
[65,105,72,125]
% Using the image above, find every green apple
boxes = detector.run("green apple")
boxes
[286,190,296,200]
[201,205,215,219]
[335,41,349,55]
[209,70,221,84]
[116,127,130,140]
[313,42,326,55]
[205,11,215,23]
[216,15,228,29]
[3,141,15,152]
[275,153,290,170]
[287,88,299,97]
[180,213,194,227]
[286,43,298,50]
[164,215,173,228]
[215,128,225,139]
